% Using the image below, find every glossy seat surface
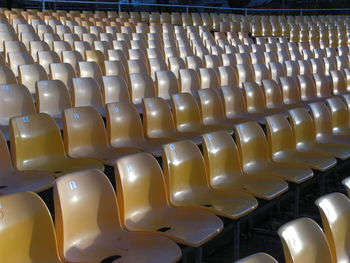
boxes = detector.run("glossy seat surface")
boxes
[266,114,337,171]
[162,140,258,219]
[63,106,140,166]
[10,113,104,177]
[235,121,313,183]
[326,97,350,135]
[278,217,333,263]
[315,193,350,263]
[115,153,223,247]
[289,108,350,160]
[0,191,63,263]
[202,131,288,200]
[54,169,182,263]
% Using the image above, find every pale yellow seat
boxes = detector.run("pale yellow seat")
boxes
[8,51,34,77]
[313,73,333,99]
[38,50,61,75]
[63,106,140,166]
[29,40,50,62]
[0,192,63,262]
[73,40,91,59]
[235,253,278,263]
[202,131,288,200]
[127,59,149,74]
[0,66,17,85]
[289,108,350,160]
[316,193,350,263]
[3,40,27,62]
[168,56,186,78]
[0,130,54,195]
[162,140,258,219]
[78,60,104,88]
[54,169,182,263]
[331,70,348,95]
[323,57,337,77]
[265,114,337,171]
[278,218,333,263]
[53,40,72,59]
[10,113,104,177]
[71,77,104,114]
[50,62,76,92]
[235,121,313,183]
[62,50,83,74]
[130,72,156,111]
[19,64,47,94]
[179,68,200,94]
[218,66,239,87]
[199,67,220,89]
[148,58,167,81]
[278,76,306,107]
[236,64,254,87]
[102,75,130,105]
[115,153,223,247]
[155,70,180,100]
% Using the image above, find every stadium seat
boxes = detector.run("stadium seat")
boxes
[330,70,348,95]
[202,131,288,199]
[313,73,333,99]
[316,192,350,263]
[19,63,47,94]
[62,106,140,165]
[62,50,83,74]
[54,169,182,263]
[289,108,350,160]
[179,68,200,94]
[278,218,333,263]
[162,140,258,219]
[129,72,156,110]
[50,62,76,91]
[10,113,104,176]
[0,192,63,262]
[155,70,180,100]
[0,66,17,85]
[265,114,337,171]
[326,97,350,135]
[235,253,278,263]
[8,51,34,77]
[78,60,103,88]
[115,152,224,247]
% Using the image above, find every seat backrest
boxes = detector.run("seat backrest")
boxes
[171,93,202,132]
[10,113,68,171]
[269,61,286,82]
[202,131,243,188]
[19,64,48,94]
[218,66,238,87]
[0,66,17,85]
[8,51,34,77]
[278,218,333,263]
[243,82,266,113]
[219,86,248,119]
[0,130,14,172]
[234,121,271,167]
[313,73,332,98]
[102,75,130,105]
[143,97,177,139]
[197,88,226,125]
[162,140,209,204]
[0,192,62,262]
[326,97,350,133]
[283,60,299,80]
[127,59,149,74]
[63,106,108,157]
[297,74,317,101]
[50,62,76,92]
[72,77,104,112]
[309,102,334,136]
[278,76,301,104]
[35,79,71,117]
[129,72,156,104]
[106,102,145,147]
[253,63,270,84]
[78,61,104,89]
[262,79,284,109]
[62,50,83,74]
[179,68,200,94]
[199,67,219,89]
[236,64,254,86]
[288,108,316,145]
[265,114,296,156]
[316,192,350,263]
[330,70,347,95]
[54,169,122,262]
[155,70,180,100]
[115,153,170,228]
[0,84,35,126]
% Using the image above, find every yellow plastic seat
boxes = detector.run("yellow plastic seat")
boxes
[63,106,140,166]
[155,70,180,100]
[3,40,27,62]
[315,192,350,263]
[171,93,233,134]
[289,108,350,160]
[268,61,286,82]
[143,97,201,144]
[61,50,83,74]
[102,75,130,105]
[10,113,104,177]
[8,51,34,77]
[323,57,337,77]
[129,72,156,110]
[0,130,54,195]
[0,192,63,262]
[168,56,186,78]
[261,79,292,111]
[313,73,333,99]
[202,131,288,200]
[235,253,278,263]
[326,97,350,135]
[115,153,223,247]
[278,218,333,263]
[265,114,337,171]
[218,66,239,87]
[78,60,103,89]
[50,62,76,92]
[236,64,254,87]
[30,40,50,62]
[283,60,300,81]
[162,140,258,219]
[53,40,72,59]
[0,65,17,85]
[179,68,200,94]
[127,59,149,74]
[235,121,313,183]
[330,70,348,95]
[73,40,91,59]
[278,76,305,107]
[186,55,203,74]
[72,77,104,114]
[54,169,182,263]
[18,64,48,94]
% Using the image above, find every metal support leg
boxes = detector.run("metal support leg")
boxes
[233,221,240,261]
[181,247,189,263]
[194,247,203,263]
[294,186,300,218]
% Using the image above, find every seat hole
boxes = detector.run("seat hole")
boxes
[202,204,212,207]
[101,255,122,263]
[0,185,7,189]
[54,170,62,174]
[157,227,171,232]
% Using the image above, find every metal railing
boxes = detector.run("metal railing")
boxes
[28,0,350,16]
